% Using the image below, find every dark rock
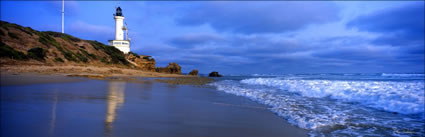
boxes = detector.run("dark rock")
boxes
[188,69,199,76]
[155,77,214,86]
[156,62,182,74]
[209,71,222,77]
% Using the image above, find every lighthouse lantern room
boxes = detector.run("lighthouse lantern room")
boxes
[109,7,130,54]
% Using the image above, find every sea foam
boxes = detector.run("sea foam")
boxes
[210,76,425,136]
[382,73,425,77]
[240,78,424,114]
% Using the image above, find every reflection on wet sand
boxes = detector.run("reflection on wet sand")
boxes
[137,80,153,101]
[49,91,58,136]
[105,81,126,133]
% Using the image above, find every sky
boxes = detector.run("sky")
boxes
[1,1,424,74]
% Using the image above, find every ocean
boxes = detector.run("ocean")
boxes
[209,73,425,136]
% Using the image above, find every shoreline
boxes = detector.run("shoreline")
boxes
[1,65,193,78]
[0,72,309,137]
[1,72,214,87]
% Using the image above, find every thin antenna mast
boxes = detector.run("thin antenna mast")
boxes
[61,0,64,33]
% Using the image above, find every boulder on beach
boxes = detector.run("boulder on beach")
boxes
[156,62,182,74]
[209,71,222,77]
[188,69,199,76]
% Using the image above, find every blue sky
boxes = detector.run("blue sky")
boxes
[1,1,424,74]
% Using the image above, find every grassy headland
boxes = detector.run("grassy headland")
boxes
[0,20,211,84]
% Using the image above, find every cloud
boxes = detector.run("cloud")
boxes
[347,2,424,39]
[152,33,348,73]
[175,1,340,34]
[45,1,80,16]
[168,33,225,48]
[68,21,114,42]
[346,2,424,72]
[347,2,424,46]
[312,45,398,61]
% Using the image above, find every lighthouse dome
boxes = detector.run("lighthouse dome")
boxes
[115,7,123,16]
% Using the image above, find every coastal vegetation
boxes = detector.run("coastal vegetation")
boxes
[128,51,139,58]
[27,47,46,61]
[54,57,64,62]
[0,41,27,60]
[0,20,197,76]
[8,32,19,39]
[0,21,138,67]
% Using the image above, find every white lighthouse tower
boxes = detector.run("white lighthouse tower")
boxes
[109,7,130,54]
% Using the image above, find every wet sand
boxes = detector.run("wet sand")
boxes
[1,73,87,86]
[1,74,308,137]
[1,65,193,78]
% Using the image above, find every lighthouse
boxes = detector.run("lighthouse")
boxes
[109,7,130,54]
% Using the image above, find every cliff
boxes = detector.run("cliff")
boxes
[0,21,160,72]
[126,53,156,72]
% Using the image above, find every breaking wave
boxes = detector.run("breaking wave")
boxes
[240,78,424,114]
[381,73,425,77]
[209,75,424,136]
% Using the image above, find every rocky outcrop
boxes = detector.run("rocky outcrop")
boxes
[0,21,191,76]
[156,62,181,74]
[188,69,198,76]
[126,54,156,72]
[209,71,222,77]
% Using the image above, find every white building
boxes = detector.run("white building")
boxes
[108,7,130,54]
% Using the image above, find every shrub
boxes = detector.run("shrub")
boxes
[62,34,80,42]
[44,37,78,62]
[79,49,97,59]
[15,27,33,36]
[0,41,27,60]
[0,21,33,36]
[0,21,9,30]
[27,47,46,61]
[44,31,81,42]
[87,40,128,65]
[54,57,64,62]
[74,52,88,63]
[21,27,34,36]
[129,52,139,58]
[63,51,77,62]
[103,46,128,65]
[101,57,109,64]
[142,56,154,61]
[88,53,97,59]
[8,32,19,39]
[87,40,105,50]
[52,44,76,62]
[37,32,58,47]
[0,29,5,36]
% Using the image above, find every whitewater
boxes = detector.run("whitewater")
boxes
[209,73,424,136]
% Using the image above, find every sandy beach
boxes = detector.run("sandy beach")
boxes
[1,65,191,78]
[0,73,309,137]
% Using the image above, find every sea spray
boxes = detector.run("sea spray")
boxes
[209,73,425,136]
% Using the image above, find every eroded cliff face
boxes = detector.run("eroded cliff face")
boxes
[126,54,156,72]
